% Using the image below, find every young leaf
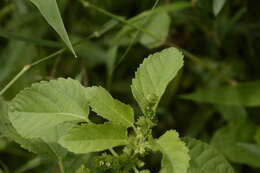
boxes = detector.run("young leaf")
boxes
[85,86,134,127]
[213,0,226,16]
[0,98,66,160]
[181,82,260,107]
[131,48,183,114]
[139,12,171,49]
[183,137,235,173]
[155,130,190,173]
[9,78,89,142]
[211,121,260,167]
[59,123,128,154]
[30,0,76,56]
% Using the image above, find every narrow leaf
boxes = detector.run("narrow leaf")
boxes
[85,86,134,127]
[213,0,226,16]
[30,0,76,56]
[59,123,128,153]
[131,47,183,114]
[156,130,190,173]
[183,137,235,173]
[181,82,260,107]
[9,78,89,142]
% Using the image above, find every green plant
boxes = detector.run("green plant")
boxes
[0,48,235,173]
[1,0,260,172]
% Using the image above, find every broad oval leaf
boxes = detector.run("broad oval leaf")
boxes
[131,47,183,114]
[0,98,66,160]
[183,137,235,173]
[181,82,260,107]
[59,123,128,154]
[85,86,134,127]
[156,130,190,173]
[30,0,76,56]
[139,12,171,49]
[211,121,260,167]
[9,78,89,142]
[114,2,190,46]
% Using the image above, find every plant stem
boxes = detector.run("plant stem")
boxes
[0,65,31,96]
[0,19,118,96]
[81,0,236,85]
[109,148,119,157]
[133,166,140,173]
[58,159,65,173]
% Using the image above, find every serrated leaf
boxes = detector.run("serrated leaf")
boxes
[59,123,128,154]
[181,82,260,107]
[140,12,171,49]
[211,121,260,167]
[85,86,134,127]
[155,130,190,173]
[213,0,226,16]
[0,98,66,160]
[183,137,235,173]
[9,78,89,142]
[131,48,183,114]
[30,0,76,56]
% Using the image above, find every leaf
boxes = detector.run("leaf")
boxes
[59,123,128,154]
[139,12,171,49]
[114,2,190,45]
[215,105,247,122]
[0,98,66,160]
[181,82,260,107]
[30,0,76,56]
[75,165,90,173]
[85,86,134,127]
[183,137,235,173]
[155,130,190,173]
[213,0,226,16]
[131,47,183,114]
[237,143,260,158]
[106,46,118,82]
[9,78,89,142]
[211,121,260,167]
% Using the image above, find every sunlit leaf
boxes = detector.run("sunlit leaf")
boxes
[131,47,183,114]
[59,123,128,153]
[9,78,89,142]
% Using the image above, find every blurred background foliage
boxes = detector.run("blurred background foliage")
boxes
[0,0,259,172]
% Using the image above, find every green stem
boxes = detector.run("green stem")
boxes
[81,0,235,85]
[0,20,117,96]
[133,166,140,173]
[0,65,31,96]
[109,148,119,157]
[58,159,65,173]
